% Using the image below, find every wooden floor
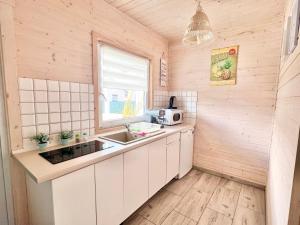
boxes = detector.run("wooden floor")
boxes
[124,169,265,225]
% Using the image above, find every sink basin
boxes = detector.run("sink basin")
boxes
[100,130,165,145]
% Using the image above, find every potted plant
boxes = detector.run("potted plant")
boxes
[75,133,81,143]
[59,130,74,145]
[31,133,49,150]
[82,132,89,141]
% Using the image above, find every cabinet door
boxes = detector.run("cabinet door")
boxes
[95,154,124,225]
[148,138,167,197]
[179,129,194,178]
[166,140,180,183]
[124,145,149,218]
[52,165,96,225]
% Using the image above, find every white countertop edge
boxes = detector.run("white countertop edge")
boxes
[13,124,194,184]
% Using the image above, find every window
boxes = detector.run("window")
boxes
[98,44,150,127]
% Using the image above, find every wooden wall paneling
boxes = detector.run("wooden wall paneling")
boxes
[0,1,29,225]
[169,3,285,186]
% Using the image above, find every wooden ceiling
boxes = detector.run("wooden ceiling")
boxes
[104,0,287,42]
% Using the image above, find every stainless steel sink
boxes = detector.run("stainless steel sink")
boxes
[100,130,165,145]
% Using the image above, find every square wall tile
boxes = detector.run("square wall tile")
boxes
[80,84,89,93]
[49,103,60,113]
[81,111,89,120]
[33,79,47,90]
[20,90,34,103]
[70,83,80,92]
[81,102,88,111]
[61,103,71,112]
[71,111,80,121]
[20,103,35,114]
[71,92,80,102]
[48,92,59,102]
[89,102,94,111]
[47,80,59,91]
[59,81,70,92]
[21,115,36,127]
[60,92,70,102]
[80,93,89,102]
[61,112,71,122]
[71,102,80,112]
[50,113,60,123]
[35,103,48,113]
[19,78,33,90]
[37,125,49,134]
[22,126,36,138]
[36,114,49,125]
[23,138,37,150]
[89,120,95,128]
[50,123,61,134]
[34,91,48,102]
[89,111,94,120]
[81,120,89,130]
[72,121,81,130]
[61,122,71,131]
[89,94,94,102]
[89,85,94,93]
[90,128,95,136]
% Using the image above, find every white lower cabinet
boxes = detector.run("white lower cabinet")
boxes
[148,138,167,197]
[166,140,180,183]
[179,129,194,178]
[95,154,124,225]
[124,145,149,218]
[26,131,191,225]
[27,165,97,225]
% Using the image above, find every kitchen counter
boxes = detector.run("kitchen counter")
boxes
[13,124,193,183]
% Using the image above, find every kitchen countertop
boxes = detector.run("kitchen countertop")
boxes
[13,124,194,184]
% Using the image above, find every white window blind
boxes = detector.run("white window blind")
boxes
[100,45,149,91]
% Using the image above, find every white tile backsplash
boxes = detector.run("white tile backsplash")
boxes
[153,89,198,121]
[47,80,59,91]
[48,91,60,102]
[20,103,35,114]
[34,91,48,102]
[34,79,47,91]
[59,81,70,92]
[19,78,33,90]
[20,90,34,102]
[19,78,95,150]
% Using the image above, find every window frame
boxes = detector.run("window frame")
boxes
[92,31,153,132]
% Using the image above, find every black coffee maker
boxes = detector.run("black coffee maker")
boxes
[168,96,177,109]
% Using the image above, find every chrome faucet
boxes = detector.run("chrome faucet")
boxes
[124,123,131,132]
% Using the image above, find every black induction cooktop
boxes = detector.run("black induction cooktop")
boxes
[39,140,114,165]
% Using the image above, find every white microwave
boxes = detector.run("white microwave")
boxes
[160,109,183,125]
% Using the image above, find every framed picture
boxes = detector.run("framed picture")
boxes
[210,45,239,86]
[160,53,168,87]
[284,0,300,56]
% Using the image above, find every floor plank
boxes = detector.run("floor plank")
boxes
[238,185,265,214]
[192,173,221,194]
[138,190,181,224]
[198,208,233,225]
[165,170,201,196]
[232,207,265,225]
[124,214,155,225]
[161,210,197,225]
[218,178,243,193]
[175,189,211,221]
[207,187,240,218]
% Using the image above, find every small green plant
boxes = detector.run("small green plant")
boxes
[60,131,74,140]
[223,59,232,69]
[31,133,49,144]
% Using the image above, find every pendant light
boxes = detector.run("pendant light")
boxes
[183,0,213,45]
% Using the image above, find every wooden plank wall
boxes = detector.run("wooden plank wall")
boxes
[14,0,168,87]
[266,0,300,224]
[2,1,168,224]
[169,3,285,186]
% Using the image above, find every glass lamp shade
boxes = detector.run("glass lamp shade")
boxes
[183,4,213,45]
